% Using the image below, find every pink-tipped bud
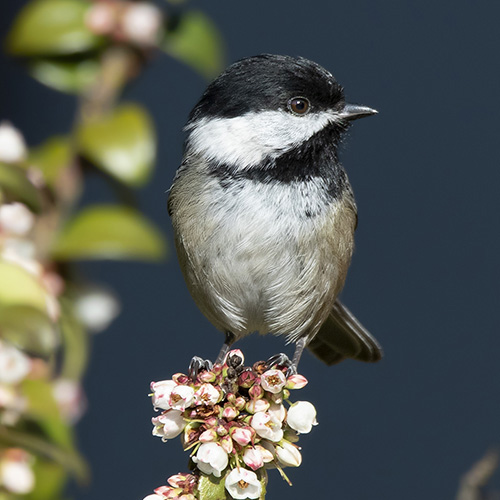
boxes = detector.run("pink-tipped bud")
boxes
[249,383,264,399]
[230,426,255,446]
[220,434,234,454]
[199,428,217,443]
[285,374,308,389]
[234,397,246,410]
[238,369,257,388]
[245,398,270,414]
[172,373,190,385]
[216,424,228,436]
[198,370,216,383]
[223,406,238,421]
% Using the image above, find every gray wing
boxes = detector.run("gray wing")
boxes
[307,300,383,365]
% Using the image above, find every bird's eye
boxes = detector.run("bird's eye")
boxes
[288,97,310,115]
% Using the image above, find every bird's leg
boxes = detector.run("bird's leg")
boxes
[188,356,213,381]
[289,337,307,375]
[215,331,236,365]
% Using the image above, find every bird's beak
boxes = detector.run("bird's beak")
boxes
[339,103,378,121]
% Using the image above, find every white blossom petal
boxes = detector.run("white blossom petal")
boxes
[0,342,31,385]
[225,468,262,499]
[0,122,27,163]
[192,442,228,477]
[276,440,302,467]
[251,411,283,442]
[287,401,318,434]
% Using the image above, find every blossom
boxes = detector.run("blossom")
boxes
[285,374,308,390]
[287,401,318,434]
[194,384,220,406]
[151,380,177,410]
[260,369,286,394]
[121,2,162,46]
[250,411,283,442]
[192,442,228,477]
[0,341,31,385]
[230,426,254,446]
[243,446,264,471]
[225,468,262,500]
[268,402,286,423]
[169,385,195,411]
[74,287,120,333]
[152,410,185,441]
[275,440,302,467]
[52,379,86,423]
[0,122,27,163]
[0,203,34,236]
[245,398,270,414]
[0,450,34,495]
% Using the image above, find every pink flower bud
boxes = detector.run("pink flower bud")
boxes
[238,369,257,388]
[205,417,218,428]
[248,383,264,399]
[199,428,217,443]
[245,398,270,414]
[198,370,216,383]
[222,406,238,420]
[172,373,190,385]
[216,425,228,436]
[243,446,264,471]
[230,426,254,446]
[234,397,246,410]
[285,373,308,390]
[220,434,234,454]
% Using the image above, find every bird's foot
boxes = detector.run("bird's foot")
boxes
[188,356,213,381]
[266,353,298,376]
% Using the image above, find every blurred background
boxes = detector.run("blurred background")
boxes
[1,0,500,499]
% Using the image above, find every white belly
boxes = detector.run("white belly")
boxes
[170,169,355,342]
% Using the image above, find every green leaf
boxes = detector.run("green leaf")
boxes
[51,205,167,261]
[77,104,156,187]
[162,10,225,80]
[29,136,72,187]
[6,0,104,56]
[26,460,67,500]
[59,297,89,380]
[0,162,42,212]
[198,474,230,500]
[0,260,48,311]
[0,305,59,356]
[30,57,100,94]
[0,426,89,482]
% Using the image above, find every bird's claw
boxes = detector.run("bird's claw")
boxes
[188,356,213,381]
[266,353,298,376]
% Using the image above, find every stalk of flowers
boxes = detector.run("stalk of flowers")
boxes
[145,350,318,500]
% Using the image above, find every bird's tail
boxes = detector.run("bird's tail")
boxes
[307,300,383,365]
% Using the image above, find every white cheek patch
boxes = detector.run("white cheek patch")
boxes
[186,110,339,168]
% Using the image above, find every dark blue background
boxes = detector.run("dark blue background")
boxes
[1,1,500,499]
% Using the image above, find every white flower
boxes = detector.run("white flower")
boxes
[250,411,283,442]
[0,454,35,494]
[268,402,286,423]
[287,401,318,434]
[74,287,120,333]
[225,468,262,499]
[231,426,253,446]
[0,122,27,163]
[260,369,286,394]
[52,379,86,423]
[245,398,270,414]
[192,442,228,477]
[0,342,31,385]
[85,3,116,34]
[152,409,185,441]
[169,385,195,411]
[121,3,162,46]
[275,440,302,467]
[151,380,177,410]
[243,446,264,471]
[194,383,220,406]
[0,203,34,236]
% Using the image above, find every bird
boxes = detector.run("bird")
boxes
[168,54,383,371]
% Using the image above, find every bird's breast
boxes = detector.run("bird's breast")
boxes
[169,162,357,341]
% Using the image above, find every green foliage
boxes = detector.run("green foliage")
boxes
[0,305,58,356]
[30,57,100,94]
[52,205,167,261]
[0,162,42,212]
[28,136,72,187]
[77,104,156,187]
[198,474,230,500]
[162,10,225,79]
[6,0,103,57]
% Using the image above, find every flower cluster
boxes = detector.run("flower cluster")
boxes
[144,350,318,500]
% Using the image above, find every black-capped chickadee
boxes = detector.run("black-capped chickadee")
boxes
[168,54,382,370]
